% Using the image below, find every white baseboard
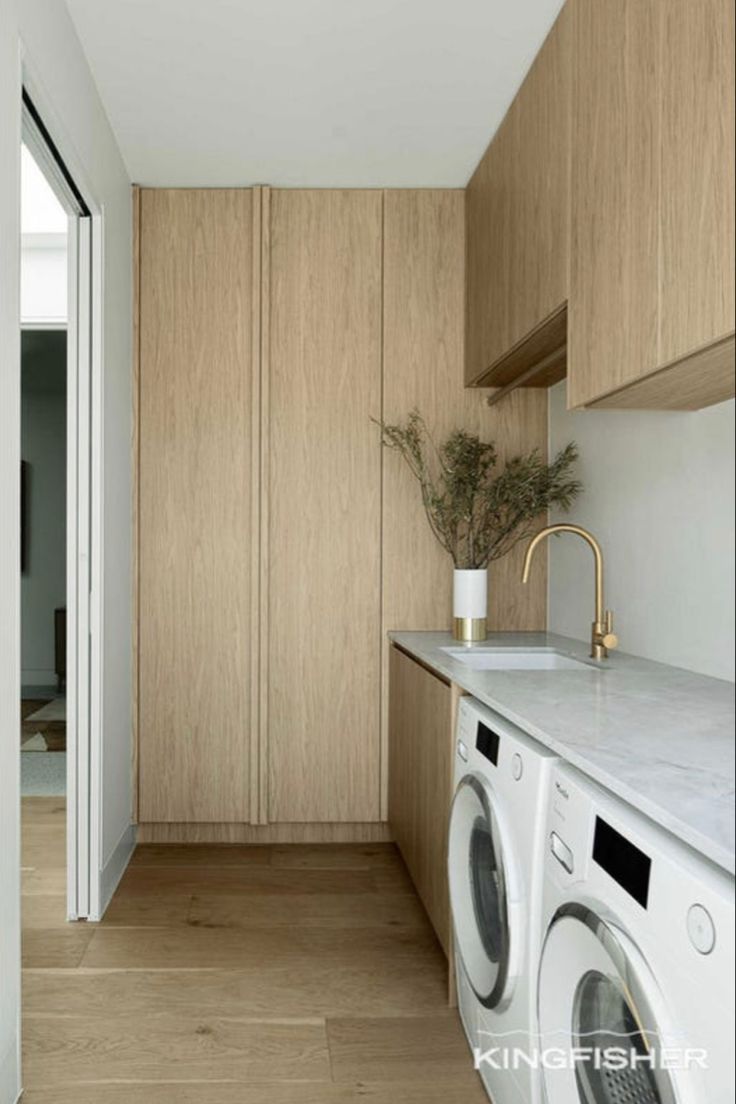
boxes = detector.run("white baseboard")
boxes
[95,822,136,920]
[20,670,57,687]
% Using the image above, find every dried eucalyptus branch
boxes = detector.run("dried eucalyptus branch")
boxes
[373,410,582,569]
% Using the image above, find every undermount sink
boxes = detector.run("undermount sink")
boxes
[440,647,594,671]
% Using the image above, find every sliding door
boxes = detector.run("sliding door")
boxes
[138,189,257,822]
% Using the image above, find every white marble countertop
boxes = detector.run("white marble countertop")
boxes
[389,631,736,875]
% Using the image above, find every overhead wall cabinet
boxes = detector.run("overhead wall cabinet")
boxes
[465,5,570,393]
[134,186,548,840]
[567,0,735,410]
[465,0,735,411]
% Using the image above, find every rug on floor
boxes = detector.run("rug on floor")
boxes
[21,696,66,752]
[25,698,66,723]
[21,751,66,796]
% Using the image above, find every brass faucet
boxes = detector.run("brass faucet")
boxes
[521,524,619,661]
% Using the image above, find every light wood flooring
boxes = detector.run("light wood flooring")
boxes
[21,797,487,1102]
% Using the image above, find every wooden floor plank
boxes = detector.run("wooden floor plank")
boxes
[21,797,66,825]
[269,843,401,869]
[370,862,418,895]
[187,889,428,930]
[24,959,448,1020]
[22,825,67,870]
[78,922,439,970]
[130,843,272,867]
[116,864,377,896]
[101,892,193,927]
[328,1014,479,1084]
[21,797,481,1098]
[22,867,66,896]
[23,1016,330,1087]
[21,895,68,930]
[21,1080,487,1103]
[22,927,95,969]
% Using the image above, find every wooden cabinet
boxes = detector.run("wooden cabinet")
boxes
[465,5,570,389]
[568,0,735,410]
[389,646,460,955]
[135,187,547,836]
[265,190,383,823]
[137,189,259,823]
[381,188,547,813]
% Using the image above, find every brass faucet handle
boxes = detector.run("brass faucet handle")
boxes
[601,610,618,651]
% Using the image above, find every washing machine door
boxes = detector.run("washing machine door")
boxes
[448,772,519,1011]
[538,903,687,1104]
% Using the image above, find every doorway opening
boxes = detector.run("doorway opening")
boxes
[20,147,68,785]
[20,93,97,922]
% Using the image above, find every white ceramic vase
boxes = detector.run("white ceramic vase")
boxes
[452,568,488,642]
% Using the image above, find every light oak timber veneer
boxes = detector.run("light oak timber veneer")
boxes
[568,0,735,409]
[388,646,456,956]
[137,188,257,823]
[465,4,570,390]
[265,189,383,824]
[381,188,547,816]
[567,0,660,409]
[134,185,548,839]
[658,0,735,375]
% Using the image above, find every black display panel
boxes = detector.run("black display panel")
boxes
[593,817,651,909]
[476,721,500,766]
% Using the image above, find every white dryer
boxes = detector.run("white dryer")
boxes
[448,695,558,1104]
[537,762,735,1104]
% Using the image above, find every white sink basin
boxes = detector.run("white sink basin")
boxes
[441,647,593,671]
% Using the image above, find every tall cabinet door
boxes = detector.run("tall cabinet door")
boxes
[138,189,257,823]
[265,190,382,823]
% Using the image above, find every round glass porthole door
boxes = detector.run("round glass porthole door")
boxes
[448,773,513,1009]
[538,904,682,1104]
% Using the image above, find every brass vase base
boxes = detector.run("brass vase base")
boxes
[453,617,488,642]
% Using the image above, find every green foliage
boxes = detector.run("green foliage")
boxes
[374,410,582,569]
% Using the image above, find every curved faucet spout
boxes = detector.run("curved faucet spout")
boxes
[521,524,618,661]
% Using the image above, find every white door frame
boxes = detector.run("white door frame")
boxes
[21,80,103,920]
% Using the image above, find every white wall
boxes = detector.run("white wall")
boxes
[548,381,735,682]
[21,234,67,323]
[0,4,133,1100]
[21,373,67,685]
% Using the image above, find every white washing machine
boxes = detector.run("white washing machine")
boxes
[537,762,735,1104]
[448,695,558,1104]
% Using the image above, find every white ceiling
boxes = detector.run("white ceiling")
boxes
[64,0,564,188]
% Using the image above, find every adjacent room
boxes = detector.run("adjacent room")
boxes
[19,143,69,973]
[20,144,68,802]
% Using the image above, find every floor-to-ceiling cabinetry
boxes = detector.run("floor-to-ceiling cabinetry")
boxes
[265,190,383,824]
[137,189,259,825]
[134,186,547,839]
